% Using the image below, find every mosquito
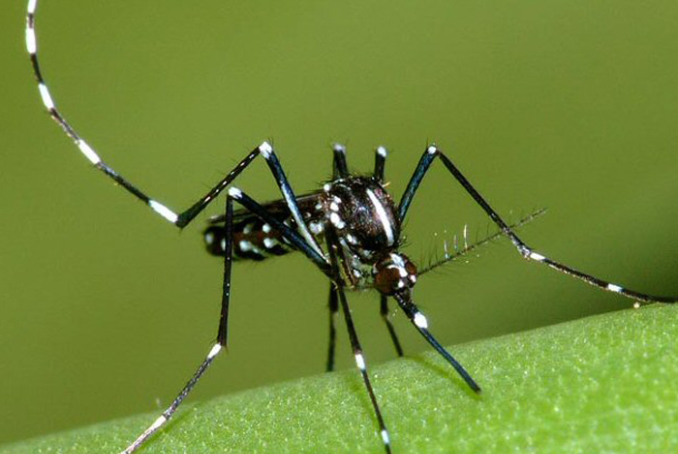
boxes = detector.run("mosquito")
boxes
[25,1,677,453]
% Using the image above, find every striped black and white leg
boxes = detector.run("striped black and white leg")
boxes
[399,145,678,304]
[326,233,392,454]
[374,145,406,357]
[326,284,340,372]
[380,295,404,357]
[120,196,237,454]
[325,287,404,374]
[332,143,349,179]
[120,341,224,454]
[338,288,392,453]
[121,188,334,453]
[374,146,388,183]
[393,291,481,393]
[227,188,330,273]
[26,0,325,262]
[339,286,392,454]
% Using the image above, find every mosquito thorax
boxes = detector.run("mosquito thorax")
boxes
[372,252,418,295]
[322,176,400,260]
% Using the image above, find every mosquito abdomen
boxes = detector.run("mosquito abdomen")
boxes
[204,218,293,261]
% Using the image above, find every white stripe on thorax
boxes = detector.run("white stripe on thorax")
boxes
[366,189,394,246]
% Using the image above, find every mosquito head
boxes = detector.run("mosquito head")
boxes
[373,252,417,295]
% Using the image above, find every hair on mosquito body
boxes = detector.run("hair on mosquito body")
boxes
[416,209,544,277]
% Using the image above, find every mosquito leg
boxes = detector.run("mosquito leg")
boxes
[174,143,326,264]
[326,283,340,372]
[340,288,392,453]
[119,341,223,454]
[393,291,480,393]
[332,143,349,179]
[120,196,237,453]
[26,4,326,260]
[227,188,330,275]
[337,285,392,453]
[324,233,392,453]
[397,146,437,223]
[180,145,326,256]
[217,196,236,346]
[374,146,388,183]
[27,1,195,225]
[399,145,678,304]
[380,295,404,357]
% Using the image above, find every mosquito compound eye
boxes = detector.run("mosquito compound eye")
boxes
[374,267,402,295]
[373,253,418,295]
[405,260,417,282]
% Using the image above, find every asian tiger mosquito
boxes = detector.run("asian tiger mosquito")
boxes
[25,1,678,453]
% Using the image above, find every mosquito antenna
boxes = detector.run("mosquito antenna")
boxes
[419,208,547,275]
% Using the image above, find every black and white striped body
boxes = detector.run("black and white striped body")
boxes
[204,193,322,261]
[204,176,415,292]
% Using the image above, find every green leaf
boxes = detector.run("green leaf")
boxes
[3,305,678,454]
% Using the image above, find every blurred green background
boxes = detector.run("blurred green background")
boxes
[1,0,677,447]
